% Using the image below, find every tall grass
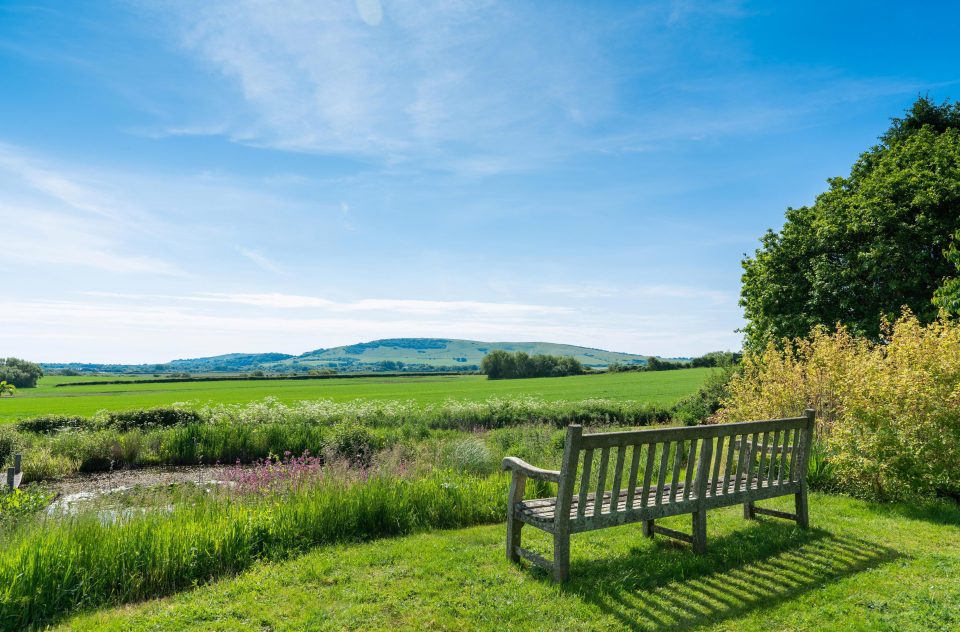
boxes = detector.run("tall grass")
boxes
[0,471,508,630]
[13,397,671,480]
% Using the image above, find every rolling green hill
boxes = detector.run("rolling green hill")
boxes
[41,338,660,375]
[265,338,654,372]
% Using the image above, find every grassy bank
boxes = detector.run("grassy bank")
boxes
[57,494,960,631]
[0,369,710,421]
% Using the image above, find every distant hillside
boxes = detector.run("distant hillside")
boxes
[43,353,294,376]
[42,338,658,375]
[264,338,652,372]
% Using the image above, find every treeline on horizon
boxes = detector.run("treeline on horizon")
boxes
[607,350,741,373]
[480,349,741,380]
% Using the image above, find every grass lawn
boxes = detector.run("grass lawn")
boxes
[58,493,960,631]
[0,369,710,421]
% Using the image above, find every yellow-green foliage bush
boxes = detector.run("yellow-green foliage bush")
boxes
[719,312,960,501]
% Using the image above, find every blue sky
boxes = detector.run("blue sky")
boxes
[1,1,958,363]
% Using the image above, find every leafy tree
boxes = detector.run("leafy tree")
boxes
[690,351,742,368]
[934,229,960,314]
[480,350,584,379]
[645,356,684,371]
[0,381,15,397]
[741,97,960,348]
[0,358,44,388]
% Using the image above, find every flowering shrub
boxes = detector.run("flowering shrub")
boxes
[223,451,327,493]
[718,312,960,501]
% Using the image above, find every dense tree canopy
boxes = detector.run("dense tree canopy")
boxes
[480,350,584,379]
[740,97,960,348]
[0,357,44,388]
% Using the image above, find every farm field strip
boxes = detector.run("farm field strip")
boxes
[0,369,711,421]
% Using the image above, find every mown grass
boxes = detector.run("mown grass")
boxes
[56,494,960,631]
[0,370,711,421]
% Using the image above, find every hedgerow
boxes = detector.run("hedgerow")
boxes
[718,311,960,501]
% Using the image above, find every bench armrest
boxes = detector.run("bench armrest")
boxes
[502,457,561,483]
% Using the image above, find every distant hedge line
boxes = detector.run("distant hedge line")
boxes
[54,371,480,388]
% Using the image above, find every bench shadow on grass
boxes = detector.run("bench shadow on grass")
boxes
[556,520,901,631]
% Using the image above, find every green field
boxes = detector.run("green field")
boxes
[58,494,960,631]
[0,369,711,421]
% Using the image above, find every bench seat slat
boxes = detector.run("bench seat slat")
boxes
[516,476,799,524]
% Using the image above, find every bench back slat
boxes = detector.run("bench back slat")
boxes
[722,434,736,494]
[710,435,724,496]
[758,431,770,486]
[767,430,781,487]
[608,446,627,516]
[735,433,749,492]
[639,444,656,509]
[682,440,697,501]
[789,428,801,482]
[625,445,643,510]
[777,429,791,485]
[669,442,683,502]
[655,443,671,507]
[577,449,594,519]
[593,448,611,517]
[747,433,759,490]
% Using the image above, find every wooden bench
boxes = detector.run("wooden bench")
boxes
[502,410,815,581]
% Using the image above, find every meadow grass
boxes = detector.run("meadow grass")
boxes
[0,370,711,422]
[55,493,960,631]
[8,398,675,480]
[0,471,509,631]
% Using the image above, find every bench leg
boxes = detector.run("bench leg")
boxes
[692,509,707,554]
[506,517,523,562]
[743,500,755,520]
[506,472,527,562]
[795,483,809,529]
[553,532,570,582]
[642,519,655,538]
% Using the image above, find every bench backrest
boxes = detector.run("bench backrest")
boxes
[555,410,815,529]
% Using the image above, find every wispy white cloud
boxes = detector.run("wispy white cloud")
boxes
[143,0,617,168]
[0,144,185,276]
[139,0,928,174]
[237,247,286,274]
[82,291,572,315]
